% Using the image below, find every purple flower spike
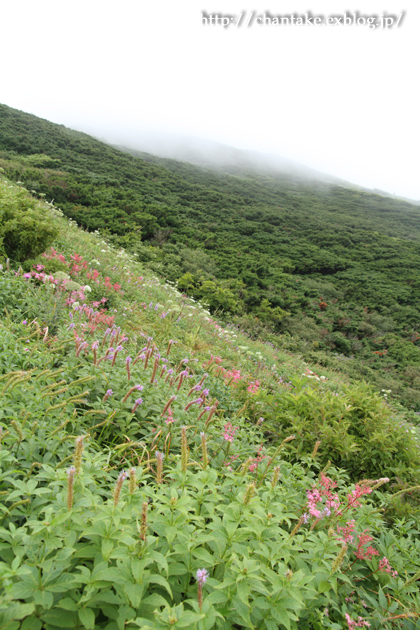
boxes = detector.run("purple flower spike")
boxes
[196,568,209,584]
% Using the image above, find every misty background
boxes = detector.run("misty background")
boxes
[1,0,418,200]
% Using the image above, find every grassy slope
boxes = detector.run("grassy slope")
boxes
[1,103,420,415]
[1,175,420,628]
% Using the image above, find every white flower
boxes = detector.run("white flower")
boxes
[72,302,80,310]
[83,285,92,293]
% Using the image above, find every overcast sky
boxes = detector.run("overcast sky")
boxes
[2,0,418,199]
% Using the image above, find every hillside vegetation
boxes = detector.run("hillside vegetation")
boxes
[1,171,420,629]
[1,103,420,416]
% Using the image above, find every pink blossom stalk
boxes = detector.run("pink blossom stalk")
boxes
[196,568,209,610]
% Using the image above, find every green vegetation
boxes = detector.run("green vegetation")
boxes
[1,175,420,629]
[1,103,420,415]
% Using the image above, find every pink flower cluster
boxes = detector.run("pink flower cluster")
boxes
[223,422,239,443]
[379,556,398,577]
[346,484,373,509]
[42,248,88,276]
[248,445,266,473]
[306,474,340,519]
[247,380,260,394]
[336,520,356,544]
[164,407,175,425]
[224,369,242,384]
[345,613,370,628]
[355,530,379,561]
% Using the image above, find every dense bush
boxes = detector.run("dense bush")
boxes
[0,181,58,262]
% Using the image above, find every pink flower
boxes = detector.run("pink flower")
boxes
[355,530,379,560]
[345,613,370,628]
[379,556,398,577]
[196,569,209,584]
[336,520,356,544]
[306,475,341,521]
[347,484,373,509]
[164,407,175,425]
[247,380,260,393]
[223,423,239,443]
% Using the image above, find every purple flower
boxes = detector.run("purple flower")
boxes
[22,320,27,325]
[106,389,113,397]
[196,569,209,584]
[125,356,132,364]
[135,384,144,391]
[202,388,210,397]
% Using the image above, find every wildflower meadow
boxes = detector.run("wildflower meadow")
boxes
[0,176,420,629]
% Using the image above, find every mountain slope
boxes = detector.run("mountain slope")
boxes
[1,102,420,410]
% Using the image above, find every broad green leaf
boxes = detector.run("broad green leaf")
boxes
[78,607,96,630]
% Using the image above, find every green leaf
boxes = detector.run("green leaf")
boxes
[20,619,42,630]
[149,550,169,574]
[168,562,188,576]
[78,608,96,630]
[378,586,388,612]
[40,610,78,629]
[101,539,114,560]
[207,591,228,605]
[147,574,173,598]
[33,590,54,609]
[175,611,205,627]
[56,598,78,611]
[124,583,143,608]
[141,593,170,608]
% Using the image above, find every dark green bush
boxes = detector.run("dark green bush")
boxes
[0,183,58,262]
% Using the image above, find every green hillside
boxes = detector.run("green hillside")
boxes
[0,173,420,629]
[1,103,420,411]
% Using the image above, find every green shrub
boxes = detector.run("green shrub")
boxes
[0,181,58,262]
